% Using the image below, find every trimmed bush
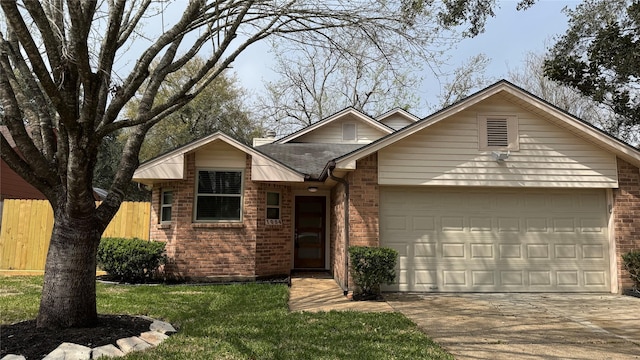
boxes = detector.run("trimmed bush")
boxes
[349,246,398,300]
[97,237,166,283]
[622,250,640,290]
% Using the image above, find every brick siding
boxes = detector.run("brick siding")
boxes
[330,181,347,289]
[255,183,293,277]
[613,158,640,292]
[149,154,292,281]
[331,153,380,291]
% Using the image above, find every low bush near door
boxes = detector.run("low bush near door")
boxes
[622,250,640,290]
[349,246,398,300]
[97,237,166,283]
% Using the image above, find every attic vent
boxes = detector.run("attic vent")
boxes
[342,123,356,141]
[486,119,509,147]
[478,115,519,151]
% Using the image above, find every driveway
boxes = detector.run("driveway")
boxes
[385,293,640,360]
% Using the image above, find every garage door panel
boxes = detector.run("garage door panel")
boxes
[380,187,610,293]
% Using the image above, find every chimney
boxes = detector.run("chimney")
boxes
[252,130,277,147]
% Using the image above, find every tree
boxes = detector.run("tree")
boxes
[544,0,640,142]
[125,57,261,161]
[509,51,637,145]
[0,0,518,329]
[256,33,421,133]
[433,53,492,109]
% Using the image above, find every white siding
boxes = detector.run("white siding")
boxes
[133,154,184,181]
[378,98,618,188]
[195,141,246,168]
[379,115,414,130]
[294,115,387,144]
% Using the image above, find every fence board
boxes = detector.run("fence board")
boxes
[0,200,150,271]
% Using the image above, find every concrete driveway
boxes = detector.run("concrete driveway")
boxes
[385,293,640,360]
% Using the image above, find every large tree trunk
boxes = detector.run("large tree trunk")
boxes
[36,211,102,329]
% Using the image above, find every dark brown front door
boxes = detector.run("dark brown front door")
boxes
[294,196,326,269]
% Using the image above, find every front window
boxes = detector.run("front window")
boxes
[195,170,243,221]
[160,190,173,223]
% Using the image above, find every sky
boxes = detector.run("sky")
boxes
[232,0,580,117]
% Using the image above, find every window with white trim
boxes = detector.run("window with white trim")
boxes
[266,192,281,221]
[478,115,519,151]
[342,123,356,141]
[195,170,243,221]
[160,190,173,223]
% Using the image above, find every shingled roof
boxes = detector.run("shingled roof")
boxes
[256,143,364,179]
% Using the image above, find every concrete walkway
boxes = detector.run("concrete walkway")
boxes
[288,273,393,312]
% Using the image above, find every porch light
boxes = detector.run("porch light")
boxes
[307,186,318,193]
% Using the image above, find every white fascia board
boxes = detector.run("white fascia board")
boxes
[376,108,421,122]
[276,108,393,144]
[133,131,305,183]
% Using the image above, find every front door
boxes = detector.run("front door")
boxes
[294,196,326,269]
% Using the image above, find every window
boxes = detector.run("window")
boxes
[266,192,281,222]
[342,123,356,141]
[160,190,173,223]
[478,115,519,151]
[195,170,243,221]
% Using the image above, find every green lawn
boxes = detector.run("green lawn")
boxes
[0,276,453,360]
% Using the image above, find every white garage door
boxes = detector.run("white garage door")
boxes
[380,187,611,292]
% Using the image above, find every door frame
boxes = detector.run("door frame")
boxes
[292,191,330,270]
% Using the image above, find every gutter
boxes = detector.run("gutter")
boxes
[328,161,349,296]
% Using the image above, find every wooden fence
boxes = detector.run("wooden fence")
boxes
[0,200,151,272]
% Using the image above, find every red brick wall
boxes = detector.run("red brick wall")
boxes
[330,181,347,289]
[149,154,258,281]
[330,153,380,291]
[1,160,47,200]
[347,153,379,248]
[613,158,640,291]
[255,183,293,277]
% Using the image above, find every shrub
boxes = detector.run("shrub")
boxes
[622,250,640,290]
[349,246,398,300]
[97,237,166,283]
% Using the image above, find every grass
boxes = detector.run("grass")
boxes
[1,276,453,360]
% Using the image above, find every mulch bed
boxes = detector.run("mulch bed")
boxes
[1,314,152,360]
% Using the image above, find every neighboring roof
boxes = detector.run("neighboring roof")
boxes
[257,143,363,179]
[334,80,640,170]
[133,132,306,184]
[375,108,420,123]
[275,107,394,144]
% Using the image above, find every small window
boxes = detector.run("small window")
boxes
[342,123,356,141]
[266,192,281,220]
[478,115,519,151]
[160,190,173,223]
[195,170,243,221]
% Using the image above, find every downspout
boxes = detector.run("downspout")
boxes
[328,163,349,296]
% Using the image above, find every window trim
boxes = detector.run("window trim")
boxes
[194,168,244,223]
[478,114,519,151]
[342,122,357,141]
[160,189,173,224]
[266,191,281,223]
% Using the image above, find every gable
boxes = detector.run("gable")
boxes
[293,113,388,144]
[133,132,305,185]
[195,141,246,168]
[378,96,619,188]
[376,109,420,130]
[335,81,640,182]
[276,108,392,144]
